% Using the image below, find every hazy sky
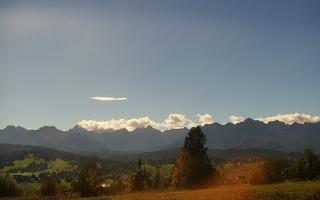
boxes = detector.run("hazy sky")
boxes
[1,0,320,130]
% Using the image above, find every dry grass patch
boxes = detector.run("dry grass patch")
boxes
[112,185,254,200]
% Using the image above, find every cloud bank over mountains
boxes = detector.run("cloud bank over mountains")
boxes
[78,113,320,132]
[229,115,245,124]
[78,114,214,132]
[197,114,214,126]
[230,113,320,125]
[256,113,320,124]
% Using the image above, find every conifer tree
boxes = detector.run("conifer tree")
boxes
[171,126,214,188]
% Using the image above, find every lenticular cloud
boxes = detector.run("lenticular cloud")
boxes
[91,96,127,101]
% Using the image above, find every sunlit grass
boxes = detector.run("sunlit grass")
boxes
[5,181,320,200]
[254,181,320,200]
[110,181,320,200]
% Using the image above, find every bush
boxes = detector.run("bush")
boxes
[110,178,126,194]
[73,160,102,197]
[250,160,285,185]
[0,173,20,197]
[40,175,62,196]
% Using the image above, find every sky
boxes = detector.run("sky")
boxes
[1,0,320,131]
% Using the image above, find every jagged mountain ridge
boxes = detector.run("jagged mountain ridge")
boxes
[0,119,319,153]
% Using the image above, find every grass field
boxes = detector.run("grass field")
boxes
[254,181,320,200]
[219,162,256,184]
[2,181,319,200]
[110,181,320,200]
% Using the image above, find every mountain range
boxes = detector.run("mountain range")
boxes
[1,119,319,153]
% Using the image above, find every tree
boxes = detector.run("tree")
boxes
[154,166,161,189]
[303,148,320,179]
[249,160,284,185]
[0,173,20,197]
[130,159,152,192]
[40,175,60,197]
[171,126,214,188]
[74,161,102,197]
[289,148,320,180]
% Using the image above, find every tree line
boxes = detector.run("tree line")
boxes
[250,148,320,184]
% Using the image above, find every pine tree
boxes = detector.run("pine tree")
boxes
[132,159,145,192]
[171,126,214,188]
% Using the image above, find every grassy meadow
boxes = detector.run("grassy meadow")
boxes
[3,181,319,200]
[109,181,320,200]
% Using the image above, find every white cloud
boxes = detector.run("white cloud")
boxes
[229,115,245,124]
[79,117,159,132]
[78,113,214,132]
[197,114,214,126]
[256,113,320,124]
[162,114,189,129]
[79,113,320,132]
[91,96,127,101]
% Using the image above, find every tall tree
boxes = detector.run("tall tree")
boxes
[74,161,102,197]
[154,166,161,189]
[171,126,214,188]
[131,159,151,192]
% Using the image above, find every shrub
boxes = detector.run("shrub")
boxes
[73,160,102,197]
[40,175,61,196]
[289,148,320,180]
[250,160,284,185]
[0,173,20,197]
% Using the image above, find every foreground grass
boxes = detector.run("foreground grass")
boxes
[111,181,320,200]
[254,181,320,200]
[2,181,320,200]
[112,185,253,200]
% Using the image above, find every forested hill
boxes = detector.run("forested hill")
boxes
[0,143,303,164]
[0,143,85,168]
[105,148,303,162]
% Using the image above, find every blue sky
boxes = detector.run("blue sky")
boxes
[1,0,320,130]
